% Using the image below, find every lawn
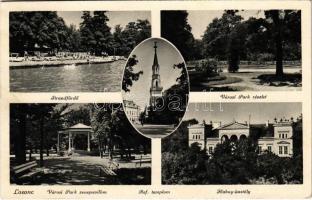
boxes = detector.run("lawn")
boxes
[188,64,302,92]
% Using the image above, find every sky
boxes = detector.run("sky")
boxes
[123,38,185,110]
[184,103,302,124]
[188,10,265,39]
[57,11,151,31]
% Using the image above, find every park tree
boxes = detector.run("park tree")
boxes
[62,105,92,127]
[264,10,284,77]
[66,24,82,52]
[10,104,30,164]
[80,11,113,56]
[111,106,150,159]
[90,104,114,158]
[28,104,55,166]
[162,143,209,184]
[161,11,196,61]
[9,11,71,55]
[122,55,143,92]
[162,119,198,154]
[264,10,301,77]
[202,10,243,60]
[120,22,139,56]
[112,25,124,56]
[80,11,93,52]
[135,19,152,44]
[10,104,58,166]
[243,17,272,62]
[227,22,248,72]
[90,104,150,159]
[113,20,151,57]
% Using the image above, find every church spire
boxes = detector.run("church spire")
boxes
[152,42,159,73]
[149,40,163,107]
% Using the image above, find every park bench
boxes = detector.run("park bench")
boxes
[11,160,42,184]
[99,166,117,177]
[134,155,151,167]
[99,160,119,177]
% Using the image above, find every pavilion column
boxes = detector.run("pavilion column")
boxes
[57,132,60,154]
[68,132,71,153]
[87,132,90,152]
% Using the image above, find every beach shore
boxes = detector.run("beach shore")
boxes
[10,56,125,69]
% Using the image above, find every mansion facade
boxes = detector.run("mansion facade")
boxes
[124,100,140,123]
[188,119,294,157]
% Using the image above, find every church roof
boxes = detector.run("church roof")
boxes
[153,42,159,66]
[214,121,249,130]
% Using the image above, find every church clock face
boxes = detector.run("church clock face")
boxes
[121,38,190,138]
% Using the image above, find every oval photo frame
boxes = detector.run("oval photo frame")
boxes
[121,37,190,138]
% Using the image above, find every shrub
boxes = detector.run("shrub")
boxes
[195,58,219,77]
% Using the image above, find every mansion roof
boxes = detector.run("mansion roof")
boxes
[188,121,294,139]
[124,100,140,109]
[213,121,249,130]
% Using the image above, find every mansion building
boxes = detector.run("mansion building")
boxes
[188,118,296,157]
[124,100,140,123]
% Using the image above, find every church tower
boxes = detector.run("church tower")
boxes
[149,42,163,107]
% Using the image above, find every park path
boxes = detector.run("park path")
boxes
[215,71,301,91]
[136,124,175,138]
[35,154,151,185]
[41,156,114,185]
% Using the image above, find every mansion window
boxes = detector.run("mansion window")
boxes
[258,146,262,153]
[267,145,272,152]
[193,134,201,140]
[279,146,283,154]
[208,147,213,154]
[278,131,289,139]
[278,146,289,155]
[284,146,288,154]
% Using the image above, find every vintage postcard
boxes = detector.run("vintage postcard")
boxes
[0,0,311,199]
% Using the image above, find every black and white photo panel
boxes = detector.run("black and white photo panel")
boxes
[162,102,302,185]
[10,103,151,185]
[161,10,302,92]
[9,11,151,92]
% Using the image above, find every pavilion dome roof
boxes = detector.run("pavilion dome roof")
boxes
[68,123,92,129]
